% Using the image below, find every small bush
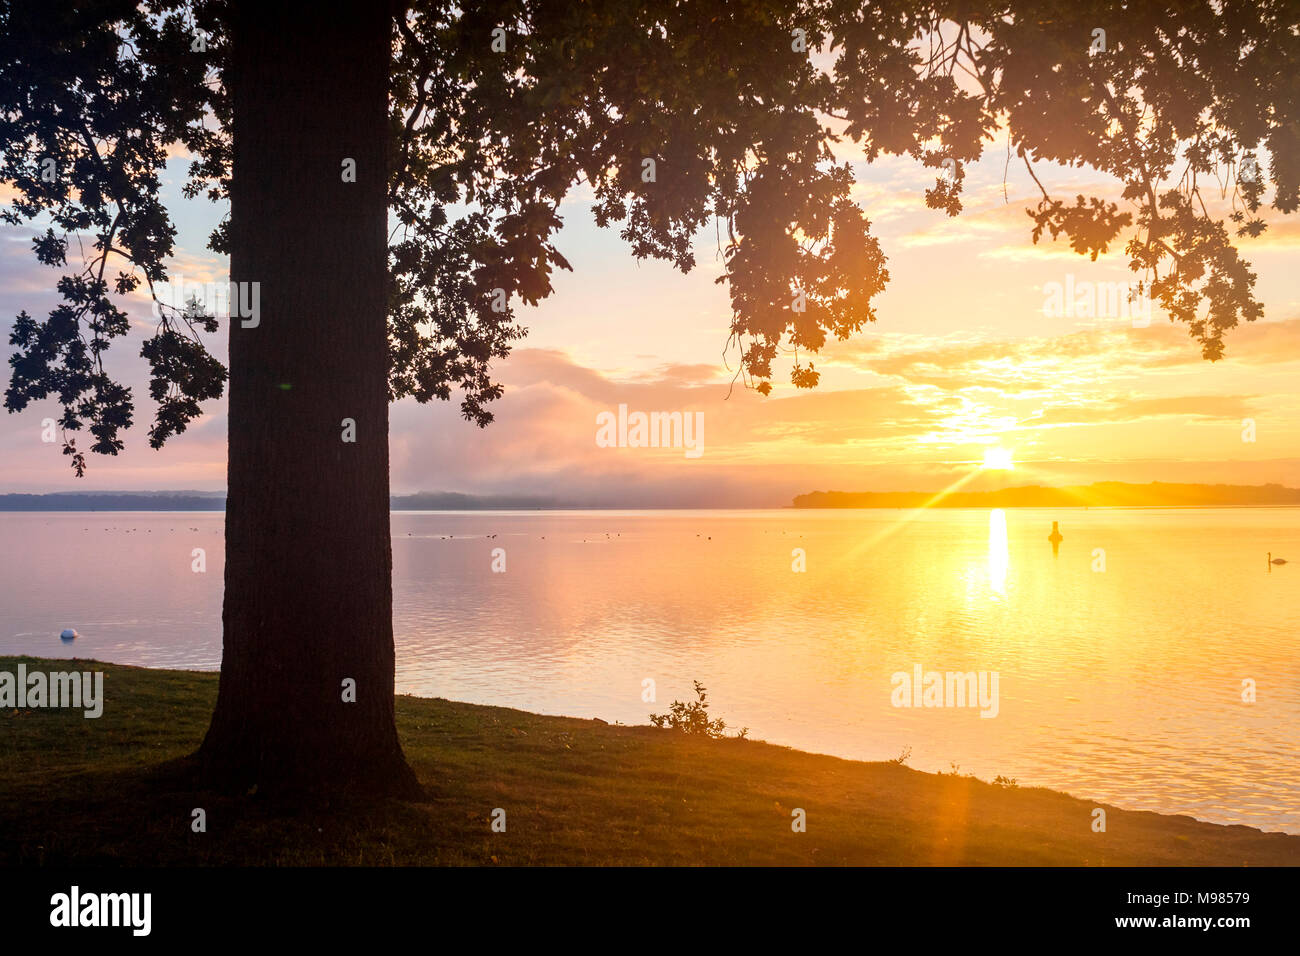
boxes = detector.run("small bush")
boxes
[888,745,912,766]
[649,681,731,739]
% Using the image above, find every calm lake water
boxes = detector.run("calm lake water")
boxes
[2,508,1297,833]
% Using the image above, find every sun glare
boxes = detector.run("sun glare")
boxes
[981,447,1015,471]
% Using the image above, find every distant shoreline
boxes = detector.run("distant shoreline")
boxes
[794,481,1300,509]
[4,503,1300,513]
[2,480,1299,511]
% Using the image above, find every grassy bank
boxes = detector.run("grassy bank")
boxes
[1,656,1295,866]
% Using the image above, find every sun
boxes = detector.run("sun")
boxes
[980,447,1015,471]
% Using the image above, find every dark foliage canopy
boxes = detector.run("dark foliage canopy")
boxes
[2,0,1295,472]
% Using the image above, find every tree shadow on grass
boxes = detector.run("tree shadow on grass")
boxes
[0,755,457,866]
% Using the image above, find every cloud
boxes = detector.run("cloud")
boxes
[1024,394,1256,427]
[824,317,1300,386]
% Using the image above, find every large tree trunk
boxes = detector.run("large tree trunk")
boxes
[198,0,419,798]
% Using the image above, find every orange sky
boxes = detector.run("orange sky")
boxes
[2,134,1298,505]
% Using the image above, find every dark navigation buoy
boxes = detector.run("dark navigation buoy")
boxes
[1048,521,1063,557]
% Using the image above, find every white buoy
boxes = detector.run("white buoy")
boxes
[60,628,78,641]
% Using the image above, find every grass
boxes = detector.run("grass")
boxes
[1,656,1296,866]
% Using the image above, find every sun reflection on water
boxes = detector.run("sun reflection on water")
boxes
[988,508,1009,597]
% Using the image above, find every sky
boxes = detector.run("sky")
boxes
[2,124,1299,506]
